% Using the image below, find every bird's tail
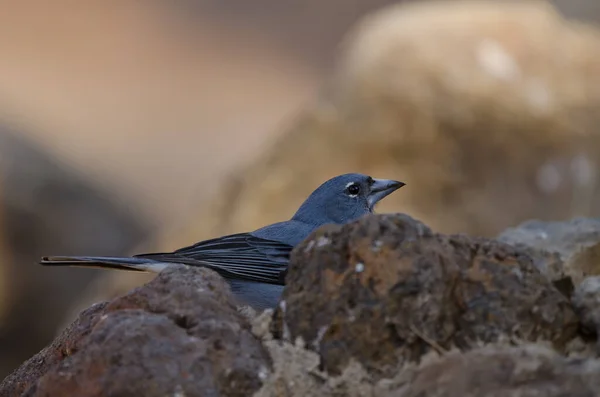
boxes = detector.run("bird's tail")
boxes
[39,256,168,273]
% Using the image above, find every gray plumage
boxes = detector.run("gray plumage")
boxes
[41,173,404,310]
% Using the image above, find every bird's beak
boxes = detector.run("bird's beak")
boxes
[367,178,405,211]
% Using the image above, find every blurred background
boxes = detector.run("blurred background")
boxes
[1,0,600,378]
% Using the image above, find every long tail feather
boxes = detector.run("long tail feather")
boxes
[40,256,168,273]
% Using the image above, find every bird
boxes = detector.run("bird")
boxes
[41,173,404,310]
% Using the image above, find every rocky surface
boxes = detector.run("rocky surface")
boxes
[0,266,270,397]
[274,214,579,377]
[394,344,600,397]
[573,276,600,336]
[498,218,600,289]
[5,213,600,396]
[256,341,600,397]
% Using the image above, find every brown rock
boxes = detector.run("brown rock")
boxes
[275,214,579,377]
[0,302,109,396]
[397,344,600,397]
[256,330,600,396]
[572,276,600,337]
[0,266,271,397]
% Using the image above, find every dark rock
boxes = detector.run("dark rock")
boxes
[398,344,600,397]
[573,276,600,337]
[275,214,579,377]
[0,266,271,397]
[254,342,600,396]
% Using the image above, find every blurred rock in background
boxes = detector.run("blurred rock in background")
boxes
[0,128,148,377]
[2,0,600,381]
[163,0,600,244]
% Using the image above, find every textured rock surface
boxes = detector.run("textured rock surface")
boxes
[7,213,600,396]
[255,326,600,396]
[498,218,600,286]
[573,276,600,336]
[275,214,579,377]
[0,267,271,397]
[395,344,600,397]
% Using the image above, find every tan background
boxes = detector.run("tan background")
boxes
[1,0,600,379]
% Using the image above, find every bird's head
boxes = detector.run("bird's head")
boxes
[292,173,405,225]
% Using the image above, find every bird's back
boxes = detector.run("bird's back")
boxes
[251,219,318,246]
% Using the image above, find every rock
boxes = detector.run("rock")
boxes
[0,266,271,397]
[395,344,600,397]
[275,214,579,377]
[498,218,600,286]
[163,0,600,259]
[572,276,600,336]
[55,266,155,333]
[0,129,149,378]
[255,338,600,396]
[0,302,110,397]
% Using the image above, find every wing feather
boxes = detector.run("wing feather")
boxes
[135,233,292,284]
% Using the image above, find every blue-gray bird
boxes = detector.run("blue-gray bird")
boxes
[41,173,404,310]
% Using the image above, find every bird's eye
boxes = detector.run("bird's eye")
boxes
[346,183,360,196]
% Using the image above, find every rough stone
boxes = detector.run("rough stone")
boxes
[0,302,109,397]
[572,276,600,337]
[0,266,271,397]
[396,344,600,397]
[254,339,600,396]
[498,218,600,286]
[275,214,579,377]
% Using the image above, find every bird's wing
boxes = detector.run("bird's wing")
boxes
[135,233,292,285]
